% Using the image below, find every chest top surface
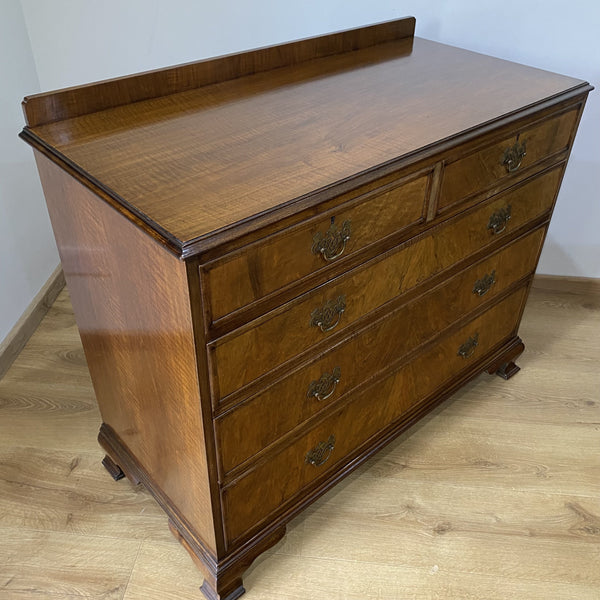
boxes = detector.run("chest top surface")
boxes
[22,20,589,255]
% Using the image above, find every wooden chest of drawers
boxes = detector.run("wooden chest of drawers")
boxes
[20,17,591,600]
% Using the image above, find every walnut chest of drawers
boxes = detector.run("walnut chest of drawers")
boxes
[20,17,592,600]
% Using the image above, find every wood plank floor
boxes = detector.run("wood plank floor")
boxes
[1,284,599,599]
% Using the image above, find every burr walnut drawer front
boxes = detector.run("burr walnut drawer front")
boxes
[209,165,563,401]
[215,226,546,474]
[204,171,430,323]
[221,286,529,544]
[438,107,578,213]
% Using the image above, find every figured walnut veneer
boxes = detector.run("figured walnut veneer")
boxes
[21,17,591,600]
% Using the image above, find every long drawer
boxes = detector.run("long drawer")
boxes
[221,286,529,544]
[210,164,562,401]
[215,226,546,474]
[438,107,577,213]
[204,170,430,323]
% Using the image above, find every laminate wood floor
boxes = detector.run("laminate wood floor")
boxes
[1,282,599,600]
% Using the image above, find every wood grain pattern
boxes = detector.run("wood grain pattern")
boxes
[22,37,587,250]
[211,165,562,399]
[215,227,546,475]
[438,106,579,211]
[22,17,416,127]
[205,170,429,321]
[222,287,529,544]
[33,152,219,553]
[0,282,597,598]
[0,446,172,543]
[123,540,205,600]
[0,526,140,599]
[17,20,593,599]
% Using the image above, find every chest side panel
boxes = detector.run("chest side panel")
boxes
[33,152,218,553]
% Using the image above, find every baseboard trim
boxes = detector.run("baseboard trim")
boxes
[533,274,600,295]
[0,264,65,380]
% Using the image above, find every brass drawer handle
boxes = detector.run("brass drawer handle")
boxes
[487,205,512,235]
[473,270,496,297]
[310,295,346,332]
[305,435,335,467]
[458,333,479,359]
[307,366,341,402]
[312,220,351,261]
[502,139,527,173]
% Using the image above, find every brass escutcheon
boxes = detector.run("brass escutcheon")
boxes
[502,139,527,173]
[310,295,346,332]
[487,205,512,235]
[312,220,351,261]
[307,366,342,402]
[458,333,479,359]
[473,270,497,297]
[305,435,336,467]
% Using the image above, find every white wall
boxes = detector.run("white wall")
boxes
[0,0,59,343]
[2,1,598,344]
[410,1,600,276]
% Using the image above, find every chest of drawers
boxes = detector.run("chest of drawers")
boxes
[20,17,591,600]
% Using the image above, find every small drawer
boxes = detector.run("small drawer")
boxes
[438,107,579,212]
[215,226,546,474]
[210,164,562,401]
[221,286,529,544]
[204,171,430,323]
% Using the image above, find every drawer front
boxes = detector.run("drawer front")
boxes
[222,286,529,544]
[216,227,546,473]
[205,172,429,322]
[211,165,562,400]
[438,107,578,212]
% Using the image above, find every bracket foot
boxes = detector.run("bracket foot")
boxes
[200,579,245,600]
[102,454,125,481]
[496,360,521,380]
[486,337,525,380]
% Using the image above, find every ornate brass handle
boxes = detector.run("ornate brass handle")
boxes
[458,333,479,359]
[305,435,335,467]
[312,220,351,262]
[487,205,512,235]
[310,295,346,332]
[473,270,496,297]
[502,139,527,173]
[307,366,341,402]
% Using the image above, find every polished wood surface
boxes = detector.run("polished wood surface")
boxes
[2,283,597,598]
[215,227,546,475]
[21,36,587,253]
[19,18,592,600]
[438,106,579,212]
[211,165,562,399]
[34,152,219,553]
[222,288,529,544]
[22,18,416,128]
[206,170,429,321]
